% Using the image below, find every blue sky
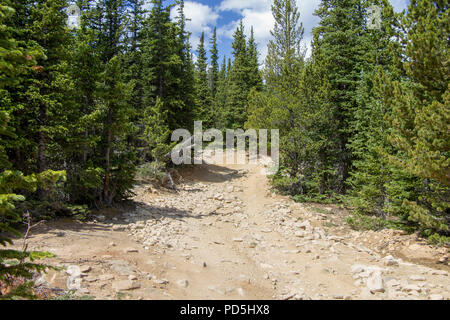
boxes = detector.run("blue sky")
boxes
[164,0,410,65]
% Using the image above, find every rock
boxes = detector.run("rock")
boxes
[439,256,449,264]
[99,274,115,281]
[66,265,81,277]
[409,275,426,281]
[109,242,117,247]
[430,270,448,276]
[382,255,399,267]
[35,275,48,287]
[384,278,400,287]
[124,248,139,253]
[112,280,140,292]
[402,284,421,293]
[128,275,137,281]
[67,276,82,291]
[236,288,245,297]
[408,244,422,251]
[351,264,366,274]
[94,215,106,222]
[295,231,306,238]
[80,265,91,273]
[108,260,136,276]
[154,279,169,285]
[429,294,444,300]
[177,279,189,288]
[112,225,125,231]
[78,288,90,295]
[232,238,244,242]
[297,221,311,230]
[84,276,98,283]
[366,271,385,293]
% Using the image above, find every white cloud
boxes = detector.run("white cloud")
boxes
[219,0,270,12]
[389,0,409,12]
[170,1,219,50]
[218,0,315,62]
[218,0,410,62]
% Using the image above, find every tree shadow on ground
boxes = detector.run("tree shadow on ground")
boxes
[179,163,246,184]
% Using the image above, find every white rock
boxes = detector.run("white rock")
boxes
[236,288,245,297]
[409,275,426,281]
[402,284,421,293]
[430,270,448,276]
[80,265,91,273]
[112,225,125,231]
[66,265,81,277]
[383,255,399,266]
[112,280,140,292]
[67,276,82,290]
[429,294,444,300]
[366,271,385,293]
[177,279,189,288]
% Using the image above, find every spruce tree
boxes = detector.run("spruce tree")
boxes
[382,0,449,235]
[347,0,401,216]
[209,27,219,99]
[310,0,367,194]
[225,21,251,129]
[214,56,229,129]
[265,0,304,91]
[195,32,212,126]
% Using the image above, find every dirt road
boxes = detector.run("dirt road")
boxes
[20,152,450,300]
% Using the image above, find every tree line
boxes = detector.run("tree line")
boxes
[0,0,263,216]
[247,0,448,243]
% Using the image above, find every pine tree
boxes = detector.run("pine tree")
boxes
[265,0,304,91]
[97,56,135,205]
[382,0,449,236]
[309,0,368,194]
[247,27,263,92]
[0,3,64,298]
[225,21,251,129]
[142,0,188,131]
[214,56,228,129]
[195,32,212,126]
[173,0,196,131]
[347,0,401,216]
[246,0,308,195]
[209,27,219,99]
[3,0,74,203]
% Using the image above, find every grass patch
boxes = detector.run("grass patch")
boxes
[345,211,404,232]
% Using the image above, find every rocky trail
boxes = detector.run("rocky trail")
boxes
[15,152,450,300]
